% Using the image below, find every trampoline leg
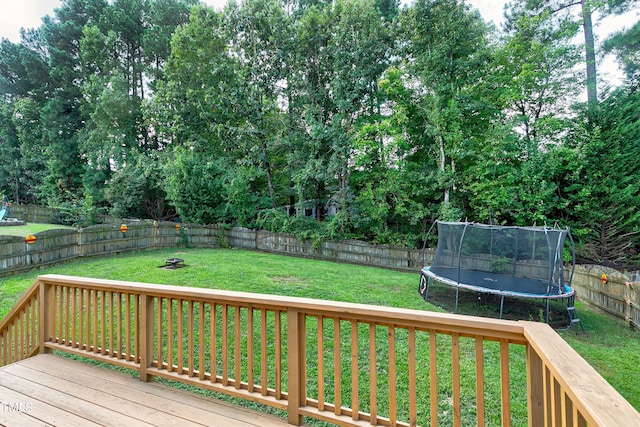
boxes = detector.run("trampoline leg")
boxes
[499,296,504,319]
[425,277,431,300]
[455,287,459,313]
[546,299,550,324]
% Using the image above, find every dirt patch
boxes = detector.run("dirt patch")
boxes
[268,275,305,284]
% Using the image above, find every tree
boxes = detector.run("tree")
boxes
[143,0,197,93]
[224,0,291,208]
[153,5,246,221]
[105,152,174,220]
[510,0,640,109]
[0,38,50,204]
[0,103,22,202]
[602,21,640,87]
[38,0,109,204]
[399,0,490,219]
[152,5,242,151]
[79,0,195,212]
[562,88,640,265]
[328,0,393,227]
[288,4,335,221]
[498,6,582,143]
[163,147,229,223]
[0,38,50,102]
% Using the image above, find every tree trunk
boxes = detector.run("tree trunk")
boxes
[438,133,449,206]
[582,0,597,108]
[260,133,276,208]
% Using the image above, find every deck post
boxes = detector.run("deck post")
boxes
[139,292,155,382]
[526,341,544,427]
[38,280,55,355]
[286,308,304,425]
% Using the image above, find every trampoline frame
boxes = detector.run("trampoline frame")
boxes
[419,221,577,322]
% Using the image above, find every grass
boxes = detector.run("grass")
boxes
[0,247,638,421]
[0,222,74,237]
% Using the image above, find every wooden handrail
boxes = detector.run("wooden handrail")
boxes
[523,321,640,426]
[0,281,40,365]
[1,274,639,426]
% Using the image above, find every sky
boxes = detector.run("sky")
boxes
[0,0,637,87]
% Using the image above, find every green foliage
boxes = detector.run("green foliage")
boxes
[177,227,190,248]
[50,198,96,227]
[152,4,241,152]
[497,6,582,143]
[603,21,640,87]
[2,0,640,264]
[399,0,494,219]
[256,208,329,247]
[560,88,640,266]
[489,257,512,274]
[105,153,173,220]
[162,147,230,224]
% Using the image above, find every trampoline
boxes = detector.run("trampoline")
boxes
[418,221,576,322]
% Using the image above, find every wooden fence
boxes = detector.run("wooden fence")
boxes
[0,222,425,277]
[5,204,59,224]
[7,204,114,224]
[1,221,639,330]
[571,265,640,330]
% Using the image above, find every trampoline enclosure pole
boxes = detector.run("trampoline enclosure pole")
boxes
[512,229,519,278]
[453,223,469,314]
[456,223,469,287]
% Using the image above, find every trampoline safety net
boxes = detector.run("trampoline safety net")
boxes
[427,221,572,296]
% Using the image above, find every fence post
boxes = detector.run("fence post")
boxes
[624,281,631,328]
[139,292,155,382]
[287,308,305,425]
[38,280,55,355]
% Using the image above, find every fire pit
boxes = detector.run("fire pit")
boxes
[164,258,185,269]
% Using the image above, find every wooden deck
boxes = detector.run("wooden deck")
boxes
[0,354,292,427]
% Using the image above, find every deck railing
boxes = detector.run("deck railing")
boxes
[1,275,639,426]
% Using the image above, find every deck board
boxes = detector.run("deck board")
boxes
[0,354,293,427]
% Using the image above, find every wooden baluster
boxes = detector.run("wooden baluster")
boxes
[188,300,194,377]
[408,327,417,427]
[452,333,461,427]
[199,301,205,380]
[334,318,341,416]
[156,298,163,370]
[475,337,485,427]
[222,304,228,386]
[351,319,359,422]
[167,298,173,372]
[369,323,377,424]
[317,315,325,411]
[275,309,282,400]
[177,299,184,374]
[210,302,217,382]
[388,326,397,427]
[234,306,241,389]
[500,339,511,426]
[430,332,438,426]
[261,309,267,396]
[247,308,254,392]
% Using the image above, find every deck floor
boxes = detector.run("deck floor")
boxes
[0,354,292,427]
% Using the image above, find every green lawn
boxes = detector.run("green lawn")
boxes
[0,247,638,419]
[0,222,74,237]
